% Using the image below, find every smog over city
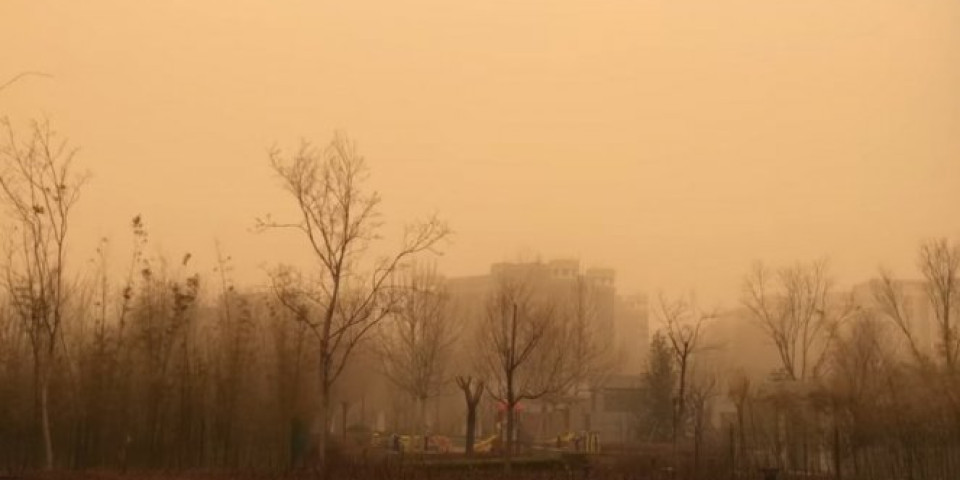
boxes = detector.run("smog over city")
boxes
[1,2,958,479]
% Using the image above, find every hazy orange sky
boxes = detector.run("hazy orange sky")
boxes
[2,0,958,307]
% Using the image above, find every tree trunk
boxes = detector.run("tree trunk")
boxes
[505,402,515,473]
[465,403,477,455]
[40,371,54,470]
[458,377,483,456]
[694,431,701,479]
[316,385,329,478]
[833,410,842,480]
[737,403,747,471]
[504,303,517,474]
[729,424,736,480]
[420,396,428,451]
[677,360,688,434]
[341,401,349,441]
[34,348,54,471]
[674,358,688,474]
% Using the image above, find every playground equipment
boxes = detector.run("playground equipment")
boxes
[583,431,600,453]
[473,434,499,453]
[428,435,452,453]
[556,431,601,453]
[391,434,453,453]
[555,431,576,448]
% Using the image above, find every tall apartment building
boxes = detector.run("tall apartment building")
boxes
[614,293,649,375]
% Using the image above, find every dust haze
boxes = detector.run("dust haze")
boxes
[1,1,959,478]
[4,1,958,305]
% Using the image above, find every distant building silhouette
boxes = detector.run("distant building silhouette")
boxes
[446,258,648,376]
[445,258,649,445]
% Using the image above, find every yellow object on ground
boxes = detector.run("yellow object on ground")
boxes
[585,432,601,453]
[556,431,575,445]
[473,434,498,453]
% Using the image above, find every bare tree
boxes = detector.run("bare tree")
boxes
[688,372,719,478]
[642,331,677,442]
[869,239,960,465]
[210,242,258,467]
[742,259,850,382]
[268,293,316,469]
[121,227,201,467]
[921,239,960,369]
[727,370,752,473]
[657,293,714,460]
[873,239,960,370]
[741,260,855,474]
[375,262,456,436]
[455,375,485,455]
[0,118,87,469]
[258,133,449,474]
[478,273,572,470]
[823,310,895,479]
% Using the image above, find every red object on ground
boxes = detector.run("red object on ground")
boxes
[496,401,524,412]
